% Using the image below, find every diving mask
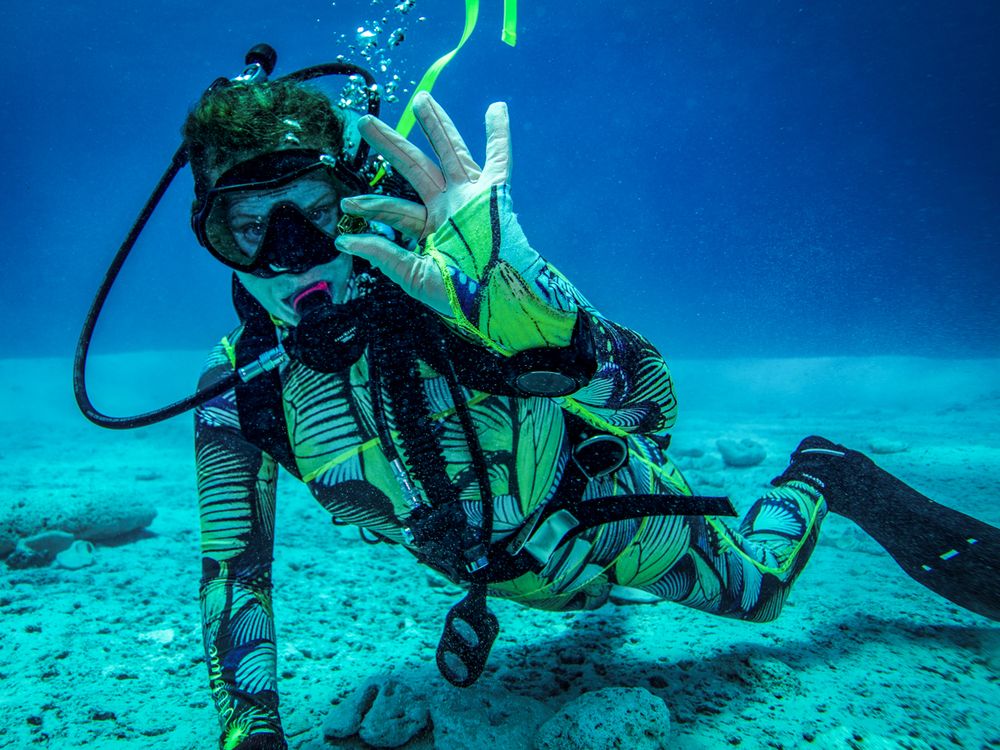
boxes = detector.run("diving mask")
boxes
[192,148,369,277]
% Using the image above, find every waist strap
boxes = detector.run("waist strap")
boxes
[472,413,737,587]
[527,493,735,556]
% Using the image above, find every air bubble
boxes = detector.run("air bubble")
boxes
[335,0,419,114]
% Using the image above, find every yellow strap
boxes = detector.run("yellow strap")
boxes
[502,0,518,46]
[371,0,518,185]
[396,0,480,140]
[221,336,236,368]
[371,0,480,185]
[556,397,630,438]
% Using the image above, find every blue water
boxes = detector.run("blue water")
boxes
[4,0,998,359]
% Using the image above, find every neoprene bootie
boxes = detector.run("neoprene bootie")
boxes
[772,436,1000,621]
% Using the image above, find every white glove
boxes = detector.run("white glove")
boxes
[335,91,511,318]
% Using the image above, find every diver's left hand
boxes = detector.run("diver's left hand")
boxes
[335,91,511,316]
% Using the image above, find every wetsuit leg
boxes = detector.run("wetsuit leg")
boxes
[604,480,827,621]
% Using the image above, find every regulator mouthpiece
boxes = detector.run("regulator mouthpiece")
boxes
[288,284,366,372]
[292,281,332,313]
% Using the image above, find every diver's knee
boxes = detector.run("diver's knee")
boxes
[741,588,791,623]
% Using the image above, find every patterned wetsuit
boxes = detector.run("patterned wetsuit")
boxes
[195,186,827,748]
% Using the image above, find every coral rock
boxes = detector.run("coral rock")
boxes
[6,531,76,569]
[716,438,767,468]
[534,687,672,750]
[322,675,429,748]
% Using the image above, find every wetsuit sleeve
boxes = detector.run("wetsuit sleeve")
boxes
[194,344,286,750]
[424,183,677,433]
[566,314,678,434]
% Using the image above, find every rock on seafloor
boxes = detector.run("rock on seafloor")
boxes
[716,437,767,467]
[4,530,76,568]
[534,687,672,750]
[323,675,429,748]
[868,437,909,454]
[0,492,156,559]
[323,676,552,749]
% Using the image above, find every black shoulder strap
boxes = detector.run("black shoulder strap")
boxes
[231,276,302,480]
[429,311,597,398]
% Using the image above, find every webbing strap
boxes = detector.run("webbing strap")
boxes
[502,0,518,45]
[371,0,518,185]
[566,494,737,526]
[473,492,736,585]
[231,278,302,480]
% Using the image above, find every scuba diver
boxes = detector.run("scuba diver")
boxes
[74,47,1000,750]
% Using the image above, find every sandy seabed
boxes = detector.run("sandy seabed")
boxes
[2,352,998,750]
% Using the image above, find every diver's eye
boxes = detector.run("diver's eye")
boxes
[306,203,338,227]
[234,220,267,249]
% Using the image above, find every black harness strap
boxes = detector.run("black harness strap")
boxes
[558,493,736,525]
[477,491,736,585]
[232,277,302,480]
[472,411,737,584]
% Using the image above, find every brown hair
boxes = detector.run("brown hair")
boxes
[183,79,346,198]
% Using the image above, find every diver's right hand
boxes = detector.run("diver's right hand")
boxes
[338,93,580,356]
[342,90,510,242]
[335,92,510,318]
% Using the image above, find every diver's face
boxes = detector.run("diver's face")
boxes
[227,176,353,325]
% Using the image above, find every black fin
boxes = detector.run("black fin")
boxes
[851,479,1000,621]
[775,436,1000,621]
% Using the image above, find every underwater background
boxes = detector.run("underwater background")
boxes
[2,2,999,749]
[4,0,999,360]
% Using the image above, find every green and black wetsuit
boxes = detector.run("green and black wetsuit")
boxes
[195,186,827,748]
